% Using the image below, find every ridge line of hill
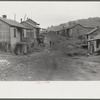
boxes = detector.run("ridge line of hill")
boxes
[46,17,100,32]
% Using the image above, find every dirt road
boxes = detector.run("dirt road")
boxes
[0,51,100,81]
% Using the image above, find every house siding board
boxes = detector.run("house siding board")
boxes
[33,28,37,39]
[0,20,10,43]
[10,27,21,50]
[22,22,38,42]
[70,24,93,37]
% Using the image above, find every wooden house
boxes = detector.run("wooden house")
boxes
[62,23,94,38]
[86,27,100,55]
[21,18,40,45]
[54,28,63,35]
[0,15,30,54]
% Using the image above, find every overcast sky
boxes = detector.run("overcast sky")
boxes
[0,1,100,28]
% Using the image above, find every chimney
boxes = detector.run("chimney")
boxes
[20,18,22,23]
[2,15,7,18]
[97,26,100,28]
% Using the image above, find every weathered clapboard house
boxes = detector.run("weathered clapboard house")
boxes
[86,27,100,55]
[61,23,94,38]
[21,18,41,45]
[0,15,31,54]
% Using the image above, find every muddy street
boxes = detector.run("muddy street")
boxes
[0,50,99,81]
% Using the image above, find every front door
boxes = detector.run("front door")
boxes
[96,39,100,50]
[20,29,24,42]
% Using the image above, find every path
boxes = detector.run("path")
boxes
[0,50,100,80]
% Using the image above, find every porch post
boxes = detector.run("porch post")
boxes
[94,40,97,52]
[87,41,90,56]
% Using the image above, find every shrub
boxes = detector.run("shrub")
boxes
[64,48,87,57]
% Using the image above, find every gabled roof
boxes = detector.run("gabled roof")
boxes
[66,23,94,30]
[22,21,40,29]
[54,27,63,32]
[0,17,29,29]
[26,19,40,25]
[86,27,100,35]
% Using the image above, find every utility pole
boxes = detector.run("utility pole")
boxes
[14,13,16,21]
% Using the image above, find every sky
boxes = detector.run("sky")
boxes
[0,1,100,28]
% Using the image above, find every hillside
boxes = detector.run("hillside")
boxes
[77,17,100,27]
[47,17,100,31]
[47,23,69,31]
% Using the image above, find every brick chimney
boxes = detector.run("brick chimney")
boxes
[2,15,7,18]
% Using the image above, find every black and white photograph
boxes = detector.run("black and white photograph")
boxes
[0,1,99,81]
[0,1,100,99]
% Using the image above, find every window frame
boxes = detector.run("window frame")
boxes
[14,28,16,38]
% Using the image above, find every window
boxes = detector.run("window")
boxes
[96,39,100,48]
[22,29,27,38]
[22,30,24,38]
[14,28,16,38]
[23,29,26,38]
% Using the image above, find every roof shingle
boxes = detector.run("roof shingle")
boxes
[0,17,29,29]
[66,23,94,30]
[22,21,40,29]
